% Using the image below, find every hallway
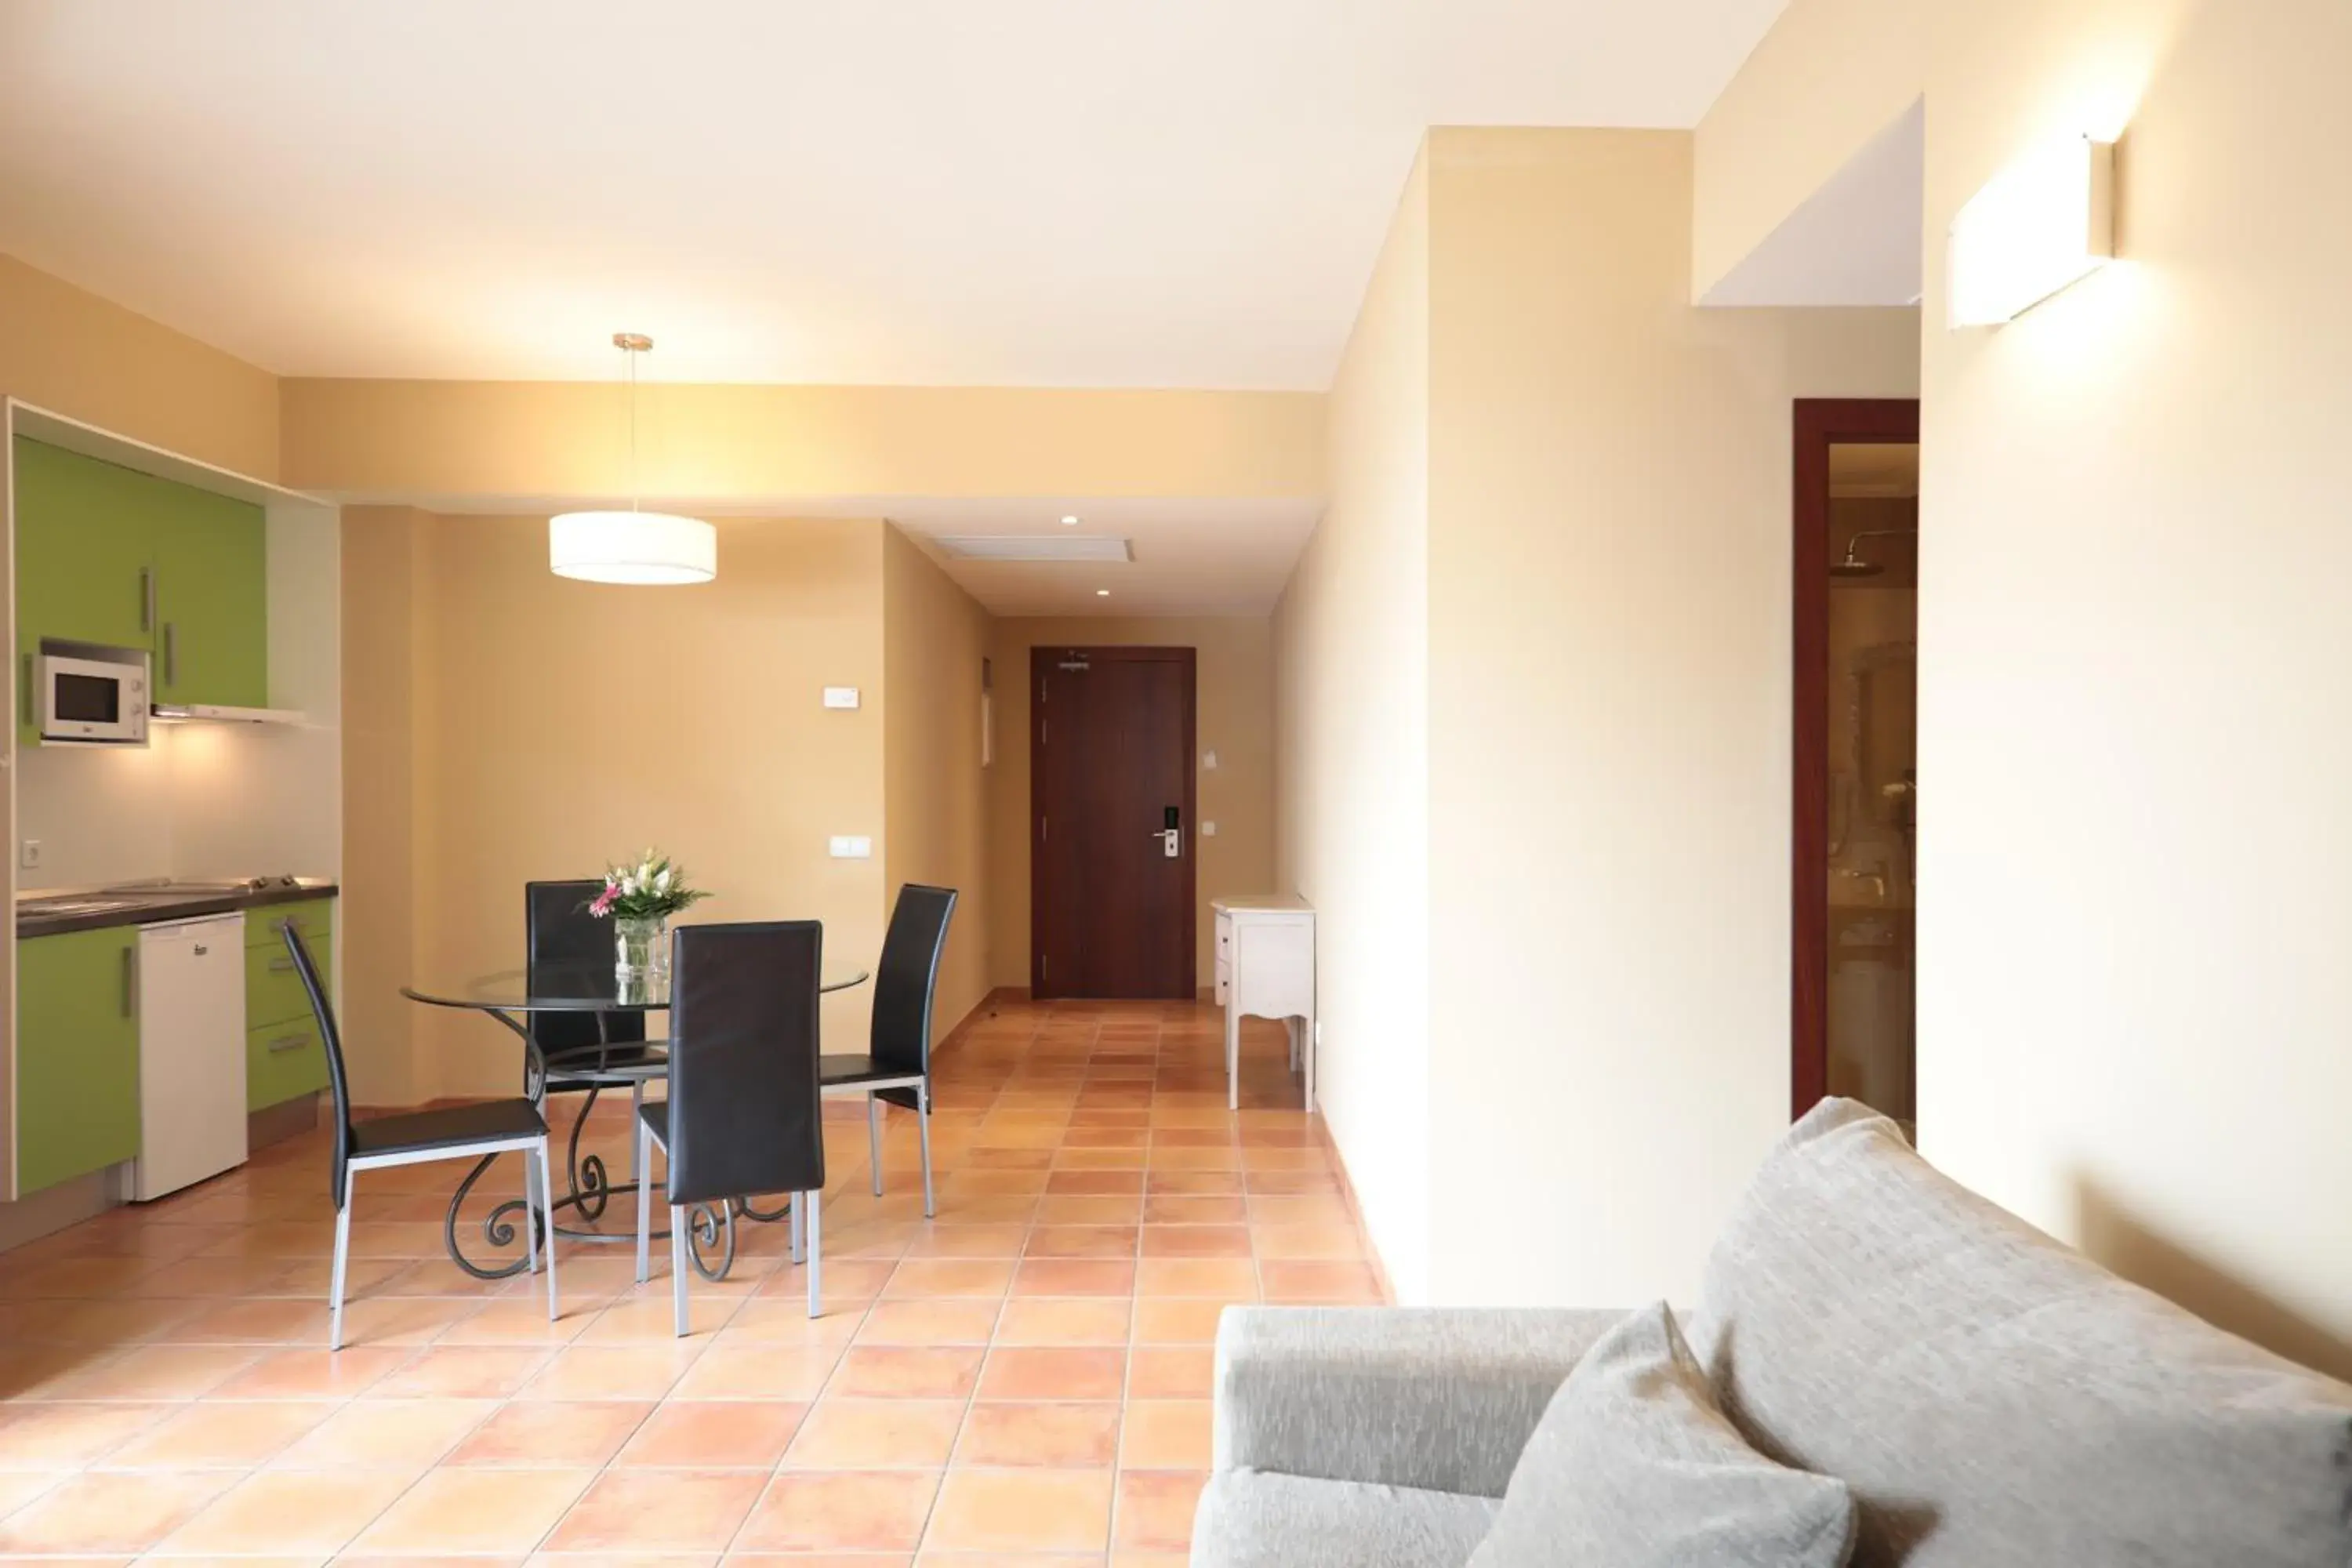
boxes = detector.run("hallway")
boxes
[0,998,1377,1561]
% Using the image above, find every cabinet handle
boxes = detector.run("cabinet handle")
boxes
[267,1034,311,1054]
[121,946,137,1018]
[268,956,296,973]
[140,567,154,633]
[163,622,177,688]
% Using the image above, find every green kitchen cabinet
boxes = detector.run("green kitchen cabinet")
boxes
[245,900,333,1112]
[151,487,268,709]
[11,436,270,731]
[13,438,157,651]
[15,927,143,1197]
[247,1017,328,1114]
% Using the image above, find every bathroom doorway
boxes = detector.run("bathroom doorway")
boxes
[1793,400,1919,1129]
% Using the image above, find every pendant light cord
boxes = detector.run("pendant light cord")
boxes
[626,342,641,514]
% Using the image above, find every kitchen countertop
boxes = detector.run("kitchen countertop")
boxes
[16,880,339,939]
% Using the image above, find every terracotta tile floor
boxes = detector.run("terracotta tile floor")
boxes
[0,999,1379,1563]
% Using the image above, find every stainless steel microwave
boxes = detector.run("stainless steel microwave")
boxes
[37,651,149,744]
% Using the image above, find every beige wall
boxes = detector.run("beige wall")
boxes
[1421,128,1918,1307]
[1691,0,1928,301]
[988,616,1276,992]
[372,513,890,1098]
[339,506,434,1109]
[881,525,993,1040]
[1273,148,1435,1301]
[1276,132,1918,1306]
[0,252,280,480]
[281,379,1324,505]
[1913,0,2352,1379]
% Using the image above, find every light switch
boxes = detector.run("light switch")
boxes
[1202,821,1218,837]
[829,835,873,858]
[824,687,861,710]
[1202,749,1219,770]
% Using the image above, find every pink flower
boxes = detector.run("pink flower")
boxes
[589,887,616,916]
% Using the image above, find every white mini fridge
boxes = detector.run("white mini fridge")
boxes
[134,913,249,1200]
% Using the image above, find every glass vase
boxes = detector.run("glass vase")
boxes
[614,914,670,983]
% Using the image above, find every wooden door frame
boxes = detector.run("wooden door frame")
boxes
[1028,644,1199,1000]
[1792,399,1919,1119]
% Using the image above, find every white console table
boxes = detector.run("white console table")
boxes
[1212,895,1316,1111]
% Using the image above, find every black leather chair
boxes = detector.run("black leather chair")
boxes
[526,880,666,1207]
[821,884,956,1216]
[633,920,826,1330]
[281,920,557,1349]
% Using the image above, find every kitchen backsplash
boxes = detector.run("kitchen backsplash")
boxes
[16,720,339,891]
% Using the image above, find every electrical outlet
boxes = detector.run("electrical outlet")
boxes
[823,687,861,710]
[19,840,40,870]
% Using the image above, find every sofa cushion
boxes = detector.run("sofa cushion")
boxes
[1692,1098,2352,1568]
[1191,1468,1498,1568]
[1466,1300,1854,1568]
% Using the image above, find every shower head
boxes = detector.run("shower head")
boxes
[1830,525,1915,579]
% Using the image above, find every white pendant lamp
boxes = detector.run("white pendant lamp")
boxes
[550,333,717,585]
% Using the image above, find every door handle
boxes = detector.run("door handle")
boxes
[121,946,137,1018]
[1151,828,1181,858]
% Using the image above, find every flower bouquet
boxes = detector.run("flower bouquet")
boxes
[588,849,710,981]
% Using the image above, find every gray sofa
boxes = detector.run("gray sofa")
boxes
[1195,1099,2352,1567]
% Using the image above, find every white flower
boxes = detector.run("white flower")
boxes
[655,867,673,893]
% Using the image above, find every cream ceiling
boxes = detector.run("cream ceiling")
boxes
[0,0,1789,389]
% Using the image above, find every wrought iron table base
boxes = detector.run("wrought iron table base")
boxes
[441,1011,773,1283]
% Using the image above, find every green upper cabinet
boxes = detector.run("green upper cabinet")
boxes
[12,436,269,727]
[151,485,268,707]
[13,438,157,653]
[16,927,142,1197]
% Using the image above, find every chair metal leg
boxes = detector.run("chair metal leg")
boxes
[868,1094,884,1197]
[522,1145,541,1276]
[630,1080,644,1188]
[917,1080,935,1218]
[328,1170,354,1352]
[670,1205,689,1337]
[635,1120,654,1283]
[805,1188,822,1319]
[790,1190,804,1264]
[538,1139,560,1322]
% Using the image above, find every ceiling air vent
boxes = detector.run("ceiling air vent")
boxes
[935,535,1134,563]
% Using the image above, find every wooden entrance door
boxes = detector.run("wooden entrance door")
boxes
[1030,646,1197,999]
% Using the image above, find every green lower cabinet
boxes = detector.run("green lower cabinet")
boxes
[16,928,143,1196]
[247,1018,328,1112]
[244,939,314,1031]
[245,900,332,1111]
[249,898,333,957]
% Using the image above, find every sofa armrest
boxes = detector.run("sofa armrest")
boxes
[1211,1305,1628,1498]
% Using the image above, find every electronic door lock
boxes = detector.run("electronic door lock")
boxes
[1156,804,1182,858]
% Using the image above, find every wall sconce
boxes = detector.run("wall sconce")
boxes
[1947,134,2115,328]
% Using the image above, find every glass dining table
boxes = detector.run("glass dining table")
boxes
[401,961,870,1282]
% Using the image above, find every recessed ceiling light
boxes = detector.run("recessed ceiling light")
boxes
[1095,588,1110,597]
[1061,514,1080,526]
